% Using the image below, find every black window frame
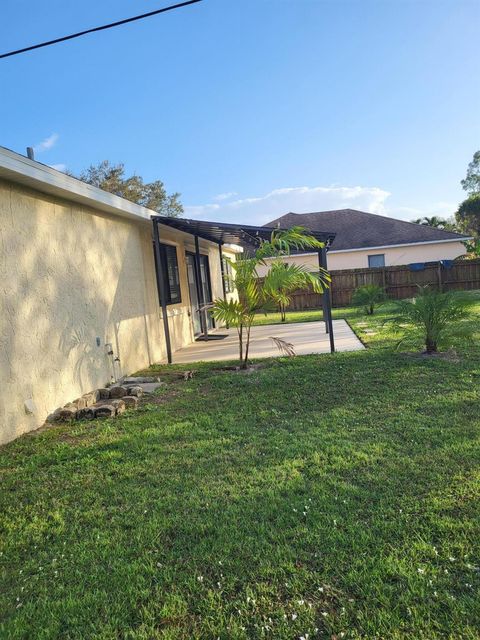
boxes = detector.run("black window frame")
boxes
[154,242,182,305]
[222,257,235,293]
[368,253,386,268]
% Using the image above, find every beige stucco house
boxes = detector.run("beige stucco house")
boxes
[0,147,245,444]
[256,209,471,276]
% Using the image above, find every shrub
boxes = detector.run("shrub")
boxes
[352,284,387,315]
[391,287,472,353]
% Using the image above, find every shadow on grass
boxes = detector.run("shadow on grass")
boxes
[1,348,479,638]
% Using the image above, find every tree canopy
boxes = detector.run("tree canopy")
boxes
[456,151,480,246]
[411,216,457,231]
[73,160,183,217]
[456,194,480,238]
[460,150,480,195]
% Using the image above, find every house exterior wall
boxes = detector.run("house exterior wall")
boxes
[256,241,467,276]
[0,179,236,444]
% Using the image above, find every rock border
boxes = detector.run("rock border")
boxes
[47,383,148,423]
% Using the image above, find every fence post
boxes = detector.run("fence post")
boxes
[437,262,443,292]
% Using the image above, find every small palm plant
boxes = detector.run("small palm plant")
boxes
[391,287,472,353]
[211,258,267,367]
[211,227,330,368]
[263,259,327,322]
[352,284,387,315]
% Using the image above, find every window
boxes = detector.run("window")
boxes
[154,243,182,305]
[368,253,385,268]
[222,257,235,293]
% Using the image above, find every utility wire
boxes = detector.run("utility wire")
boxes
[0,0,203,60]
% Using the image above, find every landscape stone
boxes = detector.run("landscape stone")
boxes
[109,385,128,398]
[123,395,139,409]
[82,392,96,407]
[127,386,143,397]
[78,407,95,420]
[110,399,126,414]
[57,406,77,421]
[141,382,167,394]
[72,397,87,410]
[46,381,141,426]
[122,376,160,384]
[94,404,116,418]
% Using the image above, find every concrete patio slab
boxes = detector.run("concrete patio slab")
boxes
[171,319,364,364]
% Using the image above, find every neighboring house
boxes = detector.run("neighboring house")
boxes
[257,209,471,275]
[0,147,243,444]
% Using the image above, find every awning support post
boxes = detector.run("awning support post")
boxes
[219,243,227,299]
[218,243,229,329]
[194,234,209,339]
[318,247,335,353]
[153,219,173,364]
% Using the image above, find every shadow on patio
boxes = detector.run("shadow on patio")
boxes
[171,319,364,363]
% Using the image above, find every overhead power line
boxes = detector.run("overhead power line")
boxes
[0,0,203,60]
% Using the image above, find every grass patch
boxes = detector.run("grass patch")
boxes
[254,290,480,352]
[1,295,480,638]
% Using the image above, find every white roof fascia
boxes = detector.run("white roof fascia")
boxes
[0,146,156,224]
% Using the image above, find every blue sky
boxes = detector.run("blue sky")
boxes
[1,0,479,224]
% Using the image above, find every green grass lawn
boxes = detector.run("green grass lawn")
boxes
[1,295,480,639]
[254,290,480,351]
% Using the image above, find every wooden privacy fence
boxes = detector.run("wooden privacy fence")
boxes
[284,259,480,309]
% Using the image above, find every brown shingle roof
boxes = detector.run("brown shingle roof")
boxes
[266,209,470,252]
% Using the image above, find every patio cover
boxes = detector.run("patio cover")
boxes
[152,216,336,248]
[151,216,336,362]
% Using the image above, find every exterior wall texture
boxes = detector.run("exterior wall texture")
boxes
[0,179,234,444]
[256,241,467,276]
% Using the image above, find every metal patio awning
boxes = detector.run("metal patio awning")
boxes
[151,216,336,363]
[152,216,336,248]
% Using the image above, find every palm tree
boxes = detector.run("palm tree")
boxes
[392,287,471,353]
[352,284,387,315]
[211,227,330,368]
[263,259,327,321]
[412,216,458,231]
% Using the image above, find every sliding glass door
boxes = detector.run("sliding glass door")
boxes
[186,253,214,336]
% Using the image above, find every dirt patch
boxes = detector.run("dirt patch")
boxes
[402,348,461,363]
[139,388,180,406]
[212,363,267,374]
[25,421,94,444]
[57,431,93,444]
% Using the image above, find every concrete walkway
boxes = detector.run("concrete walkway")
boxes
[172,319,364,364]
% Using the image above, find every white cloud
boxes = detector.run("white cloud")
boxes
[394,201,457,220]
[213,191,238,202]
[185,185,391,225]
[33,133,59,154]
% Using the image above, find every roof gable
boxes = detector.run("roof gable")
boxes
[266,209,470,251]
